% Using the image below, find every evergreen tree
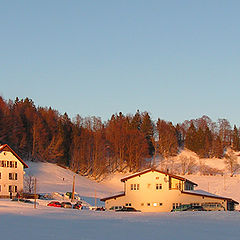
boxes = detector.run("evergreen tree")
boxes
[212,135,224,158]
[232,125,240,151]
[185,122,198,152]
[140,112,155,156]
[157,119,178,158]
[131,110,142,130]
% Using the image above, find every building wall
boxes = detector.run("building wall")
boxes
[0,150,24,197]
[105,171,228,212]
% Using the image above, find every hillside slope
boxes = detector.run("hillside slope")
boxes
[25,153,240,209]
[24,161,122,199]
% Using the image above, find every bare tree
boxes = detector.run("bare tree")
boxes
[179,156,189,175]
[24,174,35,193]
[224,149,240,177]
[179,156,196,175]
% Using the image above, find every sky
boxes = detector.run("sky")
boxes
[0,0,239,126]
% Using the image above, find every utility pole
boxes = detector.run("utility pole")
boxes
[71,175,75,202]
[34,177,37,209]
[94,190,97,207]
[224,175,226,191]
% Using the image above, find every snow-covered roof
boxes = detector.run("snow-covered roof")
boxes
[120,168,198,186]
[0,144,28,168]
[182,190,239,204]
[100,192,125,202]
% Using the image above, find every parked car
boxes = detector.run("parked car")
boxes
[47,201,62,207]
[109,206,123,211]
[171,204,192,212]
[12,198,38,205]
[115,207,140,212]
[73,202,82,210]
[61,202,72,208]
[95,207,105,211]
[171,204,205,212]
[185,205,205,211]
[201,203,225,211]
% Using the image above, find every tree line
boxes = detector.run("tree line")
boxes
[0,97,239,179]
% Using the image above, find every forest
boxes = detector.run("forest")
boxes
[0,97,239,179]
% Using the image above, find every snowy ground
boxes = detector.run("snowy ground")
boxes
[1,199,240,240]
[1,158,240,239]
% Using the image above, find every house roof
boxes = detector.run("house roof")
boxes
[0,144,29,168]
[182,190,239,204]
[100,192,125,202]
[120,168,198,186]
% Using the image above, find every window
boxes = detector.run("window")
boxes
[125,203,131,206]
[7,161,10,168]
[0,172,1,179]
[156,177,159,180]
[147,203,151,206]
[15,162,17,168]
[172,203,175,209]
[0,185,1,192]
[1,161,6,167]
[156,184,162,190]
[159,203,163,206]
[9,185,17,193]
[10,161,13,168]
[141,203,144,206]
[9,173,17,180]
[130,184,139,190]
[153,203,157,207]
[192,203,199,206]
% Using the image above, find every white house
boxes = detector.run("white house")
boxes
[0,144,28,198]
[101,169,238,212]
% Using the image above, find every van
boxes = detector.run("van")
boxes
[201,202,225,211]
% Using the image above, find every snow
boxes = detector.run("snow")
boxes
[1,199,240,240]
[24,161,119,199]
[1,157,240,239]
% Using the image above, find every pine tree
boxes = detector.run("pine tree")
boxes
[185,122,198,153]
[131,110,142,130]
[140,112,155,156]
[157,119,178,158]
[212,135,224,158]
[232,125,240,151]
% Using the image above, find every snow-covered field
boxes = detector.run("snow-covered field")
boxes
[1,156,240,240]
[1,199,240,240]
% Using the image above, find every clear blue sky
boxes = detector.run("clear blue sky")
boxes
[0,0,239,126]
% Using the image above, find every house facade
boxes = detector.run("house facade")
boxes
[101,169,238,212]
[0,144,28,198]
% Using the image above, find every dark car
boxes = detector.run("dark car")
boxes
[115,207,140,212]
[185,205,205,211]
[171,204,192,212]
[171,204,205,212]
[47,201,62,207]
[61,202,72,208]
[73,202,82,210]
[95,207,105,211]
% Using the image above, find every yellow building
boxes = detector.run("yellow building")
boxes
[0,144,28,198]
[101,169,238,212]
